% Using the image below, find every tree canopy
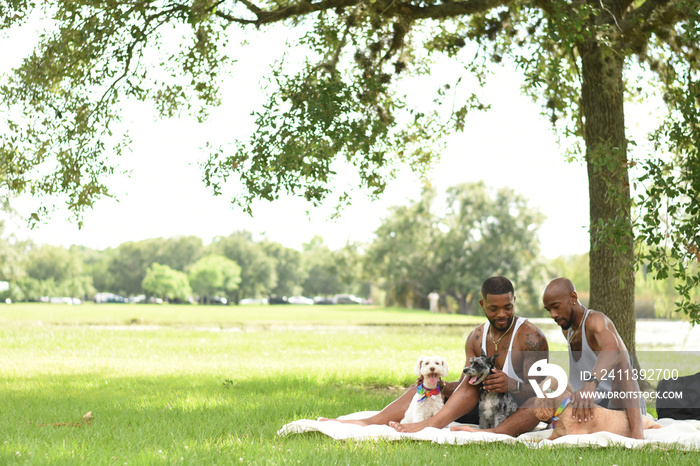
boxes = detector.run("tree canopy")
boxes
[366,182,544,313]
[142,262,193,301]
[1,1,699,347]
[188,254,242,303]
[208,232,276,303]
[300,236,343,297]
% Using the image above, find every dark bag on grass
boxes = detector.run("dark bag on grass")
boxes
[656,372,700,420]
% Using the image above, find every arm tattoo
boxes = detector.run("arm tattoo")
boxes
[524,331,547,352]
[465,327,482,357]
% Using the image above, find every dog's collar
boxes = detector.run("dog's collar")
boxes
[416,383,441,402]
[551,397,571,428]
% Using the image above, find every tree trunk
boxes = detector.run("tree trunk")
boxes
[456,294,468,315]
[579,40,636,353]
[466,294,480,316]
[438,293,449,313]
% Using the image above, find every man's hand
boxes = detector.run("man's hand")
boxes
[571,381,597,422]
[482,368,509,393]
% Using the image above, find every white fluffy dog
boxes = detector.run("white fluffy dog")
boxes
[400,356,449,424]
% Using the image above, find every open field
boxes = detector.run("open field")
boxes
[0,303,484,327]
[1,304,697,464]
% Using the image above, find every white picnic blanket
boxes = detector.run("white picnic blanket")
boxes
[277,411,700,450]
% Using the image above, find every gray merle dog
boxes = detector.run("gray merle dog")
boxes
[462,354,518,429]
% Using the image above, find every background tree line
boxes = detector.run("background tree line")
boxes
[0,182,692,318]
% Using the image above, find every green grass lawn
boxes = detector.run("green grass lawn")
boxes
[0,304,696,465]
[0,302,484,327]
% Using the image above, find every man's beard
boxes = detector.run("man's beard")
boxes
[560,305,575,330]
[489,315,514,332]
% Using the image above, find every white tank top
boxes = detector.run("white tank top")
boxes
[481,317,527,383]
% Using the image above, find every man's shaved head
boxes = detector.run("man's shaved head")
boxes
[543,277,580,331]
[544,277,576,298]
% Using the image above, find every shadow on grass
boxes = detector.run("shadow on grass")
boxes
[3,374,697,465]
[1,373,397,442]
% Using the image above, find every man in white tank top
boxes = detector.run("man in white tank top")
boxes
[543,277,645,439]
[322,276,550,437]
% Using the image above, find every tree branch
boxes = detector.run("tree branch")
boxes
[218,0,361,26]
[237,0,262,14]
[215,0,512,27]
[402,0,513,21]
[613,0,637,17]
[619,0,679,33]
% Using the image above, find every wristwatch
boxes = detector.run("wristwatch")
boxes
[584,374,600,388]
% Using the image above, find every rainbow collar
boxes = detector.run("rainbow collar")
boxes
[416,383,441,402]
[551,397,571,428]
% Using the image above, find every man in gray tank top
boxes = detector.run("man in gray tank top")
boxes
[543,277,645,439]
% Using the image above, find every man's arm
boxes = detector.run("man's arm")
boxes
[571,312,643,438]
[620,370,645,439]
[482,322,549,402]
[514,326,549,403]
[571,313,622,422]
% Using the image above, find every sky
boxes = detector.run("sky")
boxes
[0,13,630,260]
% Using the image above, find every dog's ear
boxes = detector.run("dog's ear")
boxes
[487,354,499,366]
[414,358,424,377]
[440,359,449,377]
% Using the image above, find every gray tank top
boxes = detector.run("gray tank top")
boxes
[568,309,613,394]
[481,317,527,383]
[568,309,645,413]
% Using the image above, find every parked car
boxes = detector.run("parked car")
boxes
[332,294,366,305]
[95,292,127,303]
[129,295,163,304]
[239,298,268,305]
[268,295,289,305]
[42,297,81,305]
[313,296,333,305]
[287,296,314,305]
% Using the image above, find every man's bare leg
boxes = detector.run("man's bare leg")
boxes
[319,385,416,426]
[390,380,479,433]
[450,398,541,437]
